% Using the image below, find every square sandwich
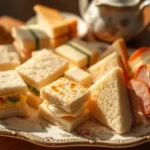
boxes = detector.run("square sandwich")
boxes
[0,70,28,118]
[39,77,90,131]
[16,49,69,108]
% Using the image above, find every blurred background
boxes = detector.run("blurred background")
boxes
[0,0,86,21]
[0,0,150,47]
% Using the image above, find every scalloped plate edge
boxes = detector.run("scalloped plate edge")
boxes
[0,127,150,148]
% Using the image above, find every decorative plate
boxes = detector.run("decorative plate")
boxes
[26,12,88,39]
[0,106,150,148]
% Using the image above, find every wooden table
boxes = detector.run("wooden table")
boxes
[0,5,150,150]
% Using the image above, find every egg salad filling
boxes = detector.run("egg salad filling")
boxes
[0,93,27,109]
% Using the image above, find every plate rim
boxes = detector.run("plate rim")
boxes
[0,127,150,148]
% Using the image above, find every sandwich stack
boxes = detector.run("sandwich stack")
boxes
[0,70,28,118]
[16,49,69,108]
[34,4,77,48]
[39,77,90,132]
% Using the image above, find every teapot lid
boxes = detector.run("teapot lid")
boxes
[96,0,141,7]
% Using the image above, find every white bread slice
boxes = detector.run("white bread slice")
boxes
[65,67,92,88]
[39,100,89,132]
[0,45,20,71]
[88,52,124,83]
[0,103,28,119]
[16,50,69,90]
[34,5,69,38]
[101,38,129,72]
[88,67,132,134]
[27,89,43,109]
[0,70,27,95]
[40,77,90,113]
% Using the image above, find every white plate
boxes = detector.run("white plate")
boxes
[0,105,150,148]
[26,12,88,39]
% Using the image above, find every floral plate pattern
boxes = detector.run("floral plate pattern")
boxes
[0,106,150,148]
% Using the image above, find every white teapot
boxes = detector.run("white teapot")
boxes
[79,0,150,42]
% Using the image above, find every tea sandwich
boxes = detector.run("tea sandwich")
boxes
[39,77,90,131]
[0,70,28,118]
[16,50,69,108]
[55,39,99,68]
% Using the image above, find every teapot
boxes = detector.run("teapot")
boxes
[79,0,150,42]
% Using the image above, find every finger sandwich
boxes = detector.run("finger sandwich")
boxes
[12,26,51,62]
[0,70,28,118]
[16,50,69,108]
[0,45,20,71]
[55,39,99,68]
[39,77,90,131]
[34,5,77,48]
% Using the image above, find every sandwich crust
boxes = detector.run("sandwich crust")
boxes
[0,70,27,95]
[40,77,90,113]
[89,67,132,134]
[16,50,69,90]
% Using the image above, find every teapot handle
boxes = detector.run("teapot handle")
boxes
[137,0,150,35]
[78,0,89,19]
[139,0,150,11]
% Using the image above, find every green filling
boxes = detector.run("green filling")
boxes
[26,83,40,95]
[7,96,19,103]
[66,42,90,67]
[28,29,39,50]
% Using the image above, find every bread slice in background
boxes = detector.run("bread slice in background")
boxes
[88,67,132,134]
[88,52,124,83]
[34,4,69,38]
[101,38,129,73]
[0,45,20,71]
